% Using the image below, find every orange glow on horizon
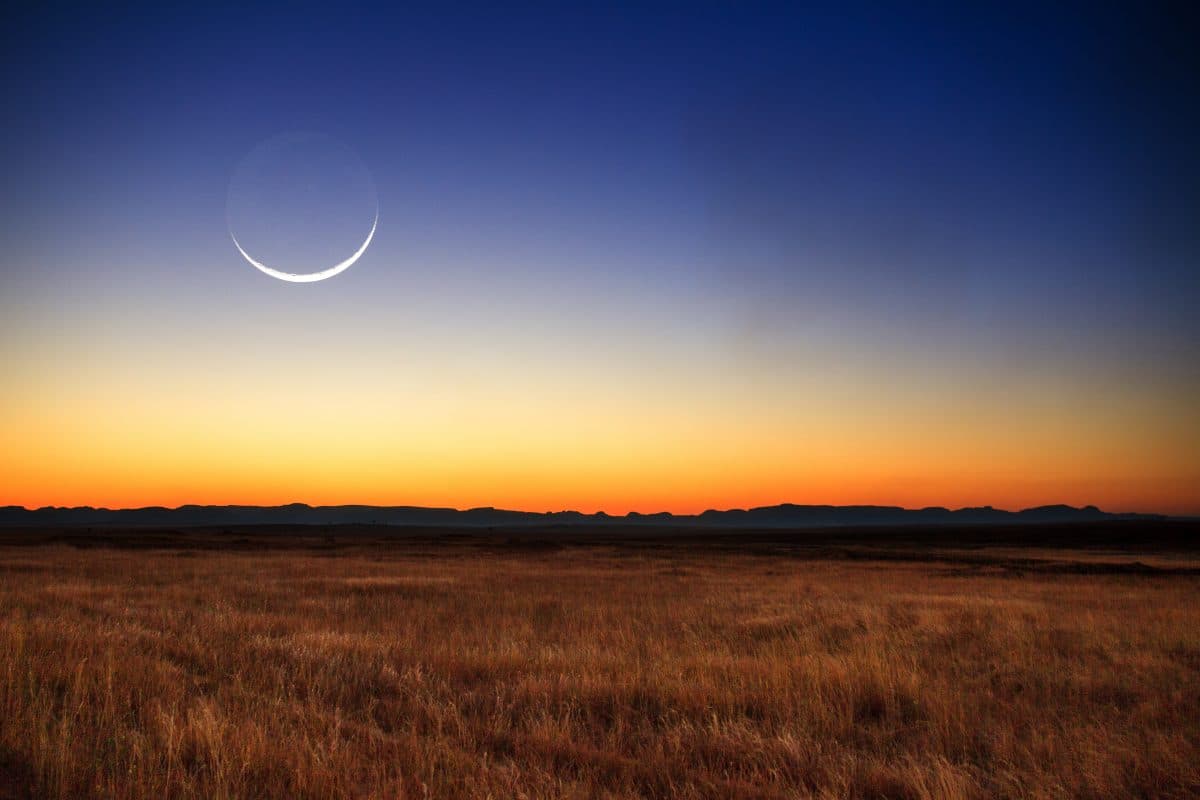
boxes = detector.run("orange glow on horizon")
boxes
[3,307,1197,518]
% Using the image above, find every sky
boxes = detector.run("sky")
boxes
[2,2,1197,514]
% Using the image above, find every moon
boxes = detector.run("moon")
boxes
[231,209,377,283]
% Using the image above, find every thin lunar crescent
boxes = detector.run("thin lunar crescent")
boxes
[230,211,378,283]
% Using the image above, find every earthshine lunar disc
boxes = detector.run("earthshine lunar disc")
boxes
[227,132,378,283]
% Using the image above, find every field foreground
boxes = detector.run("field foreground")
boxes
[0,528,1198,799]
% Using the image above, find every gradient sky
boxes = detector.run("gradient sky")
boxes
[2,2,1198,514]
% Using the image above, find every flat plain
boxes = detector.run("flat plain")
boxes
[0,524,1197,799]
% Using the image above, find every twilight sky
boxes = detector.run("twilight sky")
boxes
[2,2,1198,513]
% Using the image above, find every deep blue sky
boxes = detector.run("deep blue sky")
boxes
[6,3,1197,321]
[2,2,1198,512]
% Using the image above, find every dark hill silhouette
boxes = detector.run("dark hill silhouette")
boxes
[0,503,1164,528]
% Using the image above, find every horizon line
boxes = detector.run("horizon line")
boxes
[2,501,1185,517]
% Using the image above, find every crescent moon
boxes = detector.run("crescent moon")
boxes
[231,211,378,283]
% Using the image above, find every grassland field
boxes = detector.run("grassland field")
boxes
[0,524,1197,799]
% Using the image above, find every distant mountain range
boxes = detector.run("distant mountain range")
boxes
[0,503,1167,528]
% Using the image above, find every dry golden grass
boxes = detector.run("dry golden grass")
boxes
[0,541,1197,799]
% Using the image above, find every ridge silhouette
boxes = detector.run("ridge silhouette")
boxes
[0,503,1164,527]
